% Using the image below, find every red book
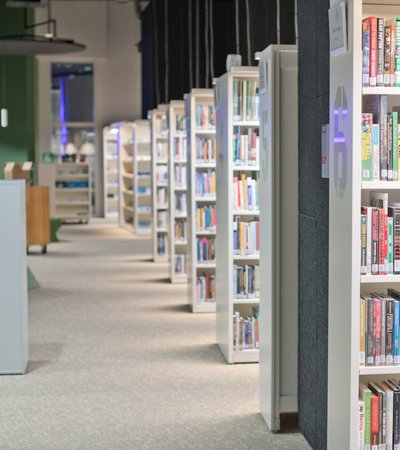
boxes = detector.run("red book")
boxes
[374,298,381,366]
[364,17,378,87]
[378,208,387,274]
[370,394,379,446]
[390,23,396,86]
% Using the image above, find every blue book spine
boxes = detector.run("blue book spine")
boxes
[395,300,400,365]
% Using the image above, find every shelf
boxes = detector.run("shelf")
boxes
[233,298,260,305]
[156,135,169,142]
[56,201,90,206]
[157,159,168,164]
[172,273,188,284]
[56,188,89,193]
[193,301,216,313]
[362,87,400,96]
[196,230,216,236]
[55,175,89,181]
[359,366,400,375]
[233,165,260,171]
[174,186,187,191]
[175,213,187,219]
[195,162,216,169]
[195,196,216,202]
[233,209,260,216]
[175,240,188,246]
[157,205,168,210]
[195,128,216,135]
[233,349,259,364]
[137,156,151,162]
[157,228,168,233]
[361,181,400,190]
[360,275,400,283]
[233,254,260,261]
[196,262,216,269]
[233,120,260,127]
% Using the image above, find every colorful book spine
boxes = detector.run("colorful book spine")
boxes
[362,113,373,181]
[377,18,385,86]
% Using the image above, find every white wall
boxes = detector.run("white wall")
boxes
[35,1,142,215]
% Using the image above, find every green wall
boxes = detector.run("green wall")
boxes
[0,1,36,178]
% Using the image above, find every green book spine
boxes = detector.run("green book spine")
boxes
[394,112,399,180]
[363,389,372,446]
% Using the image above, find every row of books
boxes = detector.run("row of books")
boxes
[360,192,400,275]
[359,379,400,449]
[173,136,187,160]
[196,137,216,163]
[156,166,168,184]
[233,264,260,299]
[197,237,215,263]
[174,255,186,274]
[233,79,259,122]
[175,193,187,215]
[196,170,216,197]
[233,219,260,256]
[156,142,168,160]
[360,290,400,367]
[233,174,260,211]
[362,16,400,87]
[157,211,167,229]
[157,235,168,255]
[197,273,215,302]
[157,187,167,206]
[233,128,259,165]
[195,104,215,129]
[174,165,187,188]
[362,104,400,182]
[174,221,187,241]
[196,205,216,232]
[233,308,259,351]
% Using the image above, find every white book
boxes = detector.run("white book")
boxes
[358,400,365,450]
[372,124,380,181]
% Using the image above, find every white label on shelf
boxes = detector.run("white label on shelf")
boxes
[328,2,347,56]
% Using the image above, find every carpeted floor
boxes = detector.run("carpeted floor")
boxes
[0,220,310,449]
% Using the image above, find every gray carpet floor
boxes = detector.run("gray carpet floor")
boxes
[1,220,310,449]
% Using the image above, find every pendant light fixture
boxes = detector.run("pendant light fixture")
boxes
[0,1,85,55]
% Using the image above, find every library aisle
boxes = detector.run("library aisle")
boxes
[2,220,309,449]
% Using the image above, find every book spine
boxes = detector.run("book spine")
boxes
[381,299,386,365]
[395,17,400,86]
[372,208,379,275]
[386,300,394,365]
[377,18,385,86]
[359,401,365,450]
[370,17,378,87]
[372,124,380,181]
[391,24,396,86]
[391,207,400,274]
[367,298,376,366]
[394,112,399,180]
[374,298,382,366]
[360,298,366,366]
[371,394,379,448]
[389,217,394,274]
[388,113,394,181]
[363,19,371,86]
[378,208,386,274]
[361,215,368,274]
[395,300,400,365]
[362,113,373,181]
[384,25,391,86]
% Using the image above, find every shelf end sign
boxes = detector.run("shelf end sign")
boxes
[328,2,347,57]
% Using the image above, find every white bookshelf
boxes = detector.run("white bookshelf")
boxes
[103,125,119,218]
[118,122,134,232]
[169,100,188,283]
[258,45,299,431]
[186,89,217,312]
[38,162,91,223]
[326,2,400,447]
[215,67,260,363]
[151,107,169,261]
[133,120,152,235]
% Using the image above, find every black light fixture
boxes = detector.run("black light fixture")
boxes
[0,0,86,55]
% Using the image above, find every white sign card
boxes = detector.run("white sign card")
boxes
[328,2,347,56]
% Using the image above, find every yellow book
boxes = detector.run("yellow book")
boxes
[241,174,247,209]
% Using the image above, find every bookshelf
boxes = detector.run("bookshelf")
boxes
[151,107,169,261]
[38,162,91,223]
[327,2,400,447]
[258,45,299,431]
[118,122,134,232]
[133,120,152,235]
[169,100,188,282]
[215,67,260,363]
[103,125,119,218]
[186,89,217,312]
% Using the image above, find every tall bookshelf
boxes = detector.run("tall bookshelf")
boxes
[103,125,119,218]
[133,120,152,235]
[326,2,400,447]
[186,89,217,312]
[118,122,134,232]
[169,100,188,282]
[258,45,299,431]
[215,67,260,363]
[151,107,169,261]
